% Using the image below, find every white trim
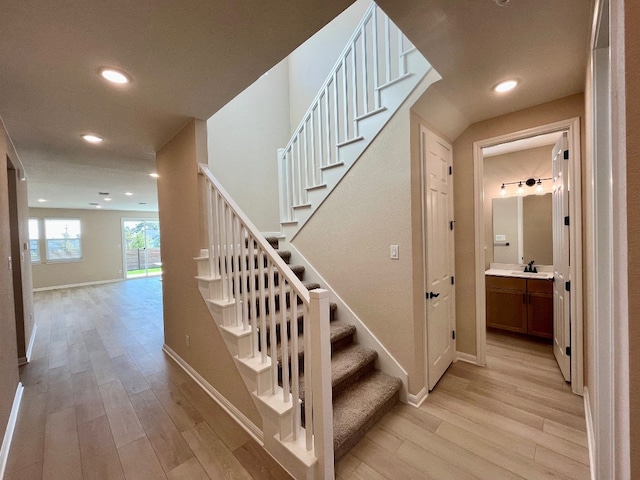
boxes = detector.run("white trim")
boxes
[33,278,123,292]
[282,242,410,402]
[406,387,428,408]
[583,387,597,480]
[472,118,584,394]
[0,382,24,480]
[455,352,478,365]
[162,344,263,444]
[25,324,37,364]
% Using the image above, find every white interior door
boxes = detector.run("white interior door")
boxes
[552,132,571,381]
[422,126,455,391]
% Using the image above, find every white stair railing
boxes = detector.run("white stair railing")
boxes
[198,164,334,478]
[279,2,417,223]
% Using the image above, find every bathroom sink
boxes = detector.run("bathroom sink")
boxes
[511,271,552,278]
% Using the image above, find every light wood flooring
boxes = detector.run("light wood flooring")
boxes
[5,279,589,480]
[335,332,590,480]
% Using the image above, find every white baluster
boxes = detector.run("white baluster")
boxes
[269,263,278,395]
[291,295,300,440]
[240,226,249,332]
[258,250,267,364]
[324,86,331,167]
[333,71,339,153]
[385,16,391,84]
[361,24,369,114]
[281,276,290,403]
[372,6,380,109]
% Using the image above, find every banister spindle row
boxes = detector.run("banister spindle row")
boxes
[278,3,416,222]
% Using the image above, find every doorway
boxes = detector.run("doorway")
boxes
[122,219,162,279]
[473,118,584,395]
[6,157,26,363]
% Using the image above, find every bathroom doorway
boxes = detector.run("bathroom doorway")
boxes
[472,118,584,395]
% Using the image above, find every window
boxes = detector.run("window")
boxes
[45,218,82,261]
[28,218,40,263]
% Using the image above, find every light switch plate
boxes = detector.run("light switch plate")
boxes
[390,245,399,260]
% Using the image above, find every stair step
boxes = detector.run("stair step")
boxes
[272,321,355,365]
[298,344,377,402]
[332,371,402,461]
[261,302,338,348]
[265,236,280,249]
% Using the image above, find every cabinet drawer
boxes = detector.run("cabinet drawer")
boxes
[485,275,526,291]
[527,278,554,293]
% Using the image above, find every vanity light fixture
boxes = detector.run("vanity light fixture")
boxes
[124,192,133,196]
[149,172,159,178]
[499,177,552,196]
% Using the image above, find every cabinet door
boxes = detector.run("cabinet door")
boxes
[486,286,527,333]
[526,279,554,338]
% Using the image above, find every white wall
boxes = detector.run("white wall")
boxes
[207,59,291,233]
[207,0,371,232]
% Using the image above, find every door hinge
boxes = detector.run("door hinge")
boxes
[566,346,571,356]
[564,216,570,226]
[449,166,453,175]
[449,220,455,231]
[565,281,571,292]
[452,330,456,340]
[451,276,455,285]
[564,150,569,160]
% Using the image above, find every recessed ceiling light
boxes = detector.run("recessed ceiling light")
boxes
[96,205,103,209]
[139,202,147,205]
[99,68,130,84]
[125,192,133,196]
[494,79,518,93]
[104,198,112,201]
[89,202,99,206]
[37,198,47,203]
[149,173,159,178]
[82,134,103,144]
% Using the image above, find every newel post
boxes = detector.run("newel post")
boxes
[277,148,288,224]
[308,288,335,479]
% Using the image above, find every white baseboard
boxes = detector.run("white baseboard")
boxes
[162,344,263,444]
[455,351,478,365]
[407,387,428,408]
[33,278,123,292]
[0,382,24,479]
[583,387,596,480]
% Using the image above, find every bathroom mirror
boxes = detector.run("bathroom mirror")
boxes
[492,193,552,265]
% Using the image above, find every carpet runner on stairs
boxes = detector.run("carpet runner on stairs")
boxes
[263,237,402,461]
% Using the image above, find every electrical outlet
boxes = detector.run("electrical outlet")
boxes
[390,245,399,260]
[186,335,190,347]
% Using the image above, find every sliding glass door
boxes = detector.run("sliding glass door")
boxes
[123,219,161,278]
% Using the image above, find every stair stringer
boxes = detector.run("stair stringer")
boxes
[279,241,409,403]
[194,251,321,480]
[282,51,441,241]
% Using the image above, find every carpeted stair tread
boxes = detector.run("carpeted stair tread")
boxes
[277,250,291,263]
[332,371,402,460]
[302,281,321,290]
[298,344,377,402]
[265,236,280,249]
[273,321,355,363]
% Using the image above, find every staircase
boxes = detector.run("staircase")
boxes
[195,166,402,478]
[278,2,435,239]
[263,236,402,461]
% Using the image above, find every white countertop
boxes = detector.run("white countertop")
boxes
[485,263,554,280]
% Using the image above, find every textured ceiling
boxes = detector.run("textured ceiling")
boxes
[0,0,593,211]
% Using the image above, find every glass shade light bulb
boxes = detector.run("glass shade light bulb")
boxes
[500,184,506,196]
[517,182,524,196]
[536,179,543,194]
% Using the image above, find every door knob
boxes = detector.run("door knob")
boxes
[427,291,440,299]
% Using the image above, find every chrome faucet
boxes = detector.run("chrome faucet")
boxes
[524,260,537,273]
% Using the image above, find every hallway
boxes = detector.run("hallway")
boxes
[4,280,588,479]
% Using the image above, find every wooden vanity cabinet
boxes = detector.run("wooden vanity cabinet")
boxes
[486,275,553,339]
